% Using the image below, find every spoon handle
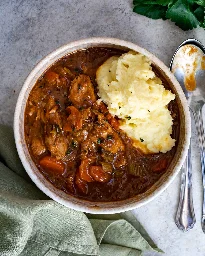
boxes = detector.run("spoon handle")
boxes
[193,107,205,232]
[175,144,196,231]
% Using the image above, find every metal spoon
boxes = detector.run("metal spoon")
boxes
[170,38,205,232]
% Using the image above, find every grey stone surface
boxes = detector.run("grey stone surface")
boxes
[0,1,205,255]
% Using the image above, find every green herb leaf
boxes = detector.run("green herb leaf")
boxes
[194,6,205,22]
[132,0,205,30]
[126,116,132,120]
[186,0,195,4]
[194,0,205,6]
[133,4,167,19]
[140,138,144,142]
[201,21,205,28]
[166,0,200,30]
[133,0,172,5]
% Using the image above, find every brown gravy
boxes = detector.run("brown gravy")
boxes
[24,47,179,202]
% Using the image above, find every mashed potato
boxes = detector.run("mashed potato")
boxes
[96,51,176,153]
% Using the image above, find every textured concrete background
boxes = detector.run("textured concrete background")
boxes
[1,1,205,255]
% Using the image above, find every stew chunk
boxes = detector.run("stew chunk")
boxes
[69,74,96,108]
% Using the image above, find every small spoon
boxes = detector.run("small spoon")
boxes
[170,39,205,232]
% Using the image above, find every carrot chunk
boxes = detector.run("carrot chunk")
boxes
[79,159,94,182]
[106,113,119,130]
[90,166,111,182]
[75,173,88,194]
[39,156,64,175]
[152,159,168,172]
[45,71,59,83]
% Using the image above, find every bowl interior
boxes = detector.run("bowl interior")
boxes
[14,38,190,214]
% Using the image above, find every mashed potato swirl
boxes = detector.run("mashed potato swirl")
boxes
[96,51,176,153]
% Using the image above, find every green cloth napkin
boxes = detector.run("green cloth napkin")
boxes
[0,124,162,256]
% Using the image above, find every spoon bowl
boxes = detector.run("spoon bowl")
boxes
[170,39,205,101]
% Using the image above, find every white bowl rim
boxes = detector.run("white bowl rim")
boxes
[14,37,191,214]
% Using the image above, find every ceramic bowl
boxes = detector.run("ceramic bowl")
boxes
[14,37,190,214]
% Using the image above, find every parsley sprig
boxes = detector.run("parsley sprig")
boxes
[133,0,205,31]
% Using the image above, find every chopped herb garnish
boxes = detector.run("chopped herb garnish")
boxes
[55,100,60,105]
[71,140,77,148]
[74,67,81,73]
[107,135,113,140]
[97,138,102,144]
[119,106,121,109]
[126,116,131,120]
[66,148,72,155]
[107,84,109,87]
[148,110,150,112]
[140,138,144,142]
[39,85,44,88]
